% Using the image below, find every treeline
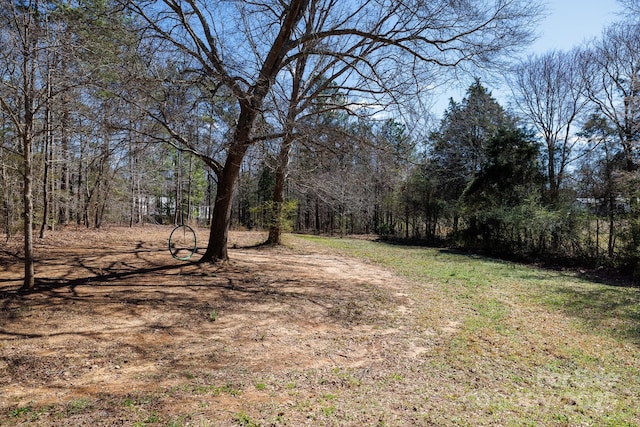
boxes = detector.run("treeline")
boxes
[237,52,640,274]
[0,0,213,237]
[1,1,639,277]
[242,78,640,275]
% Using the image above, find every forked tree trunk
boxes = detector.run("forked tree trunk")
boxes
[192,0,309,261]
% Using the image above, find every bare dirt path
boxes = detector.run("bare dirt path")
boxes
[0,226,432,426]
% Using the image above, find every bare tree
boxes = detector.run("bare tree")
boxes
[618,0,640,14]
[0,0,52,289]
[582,22,640,174]
[582,20,640,263]
[125,0,542,261]
[509,49,590,204]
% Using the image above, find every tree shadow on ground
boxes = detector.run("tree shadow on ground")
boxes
[0,239,378,338]
[544,283,640,345]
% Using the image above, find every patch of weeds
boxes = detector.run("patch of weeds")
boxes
[167,416,199,427]
[286,382,296,389]
[484,397,516,416]
[508,420,539,427]
[328,298,367,325]
[11,404,33,418]
[366,284,391,302]
[133,412,160,426]
[476,297,510,322]
[390,373,404,382]
[217,383,242,397]
[331,367,361,387]
[188,384,210,395]
[233,411,260,427]
[120,394,159,412]
[66,397,92,415]
[602,413,639,427]
[138,395,155,405]
[321,406,337,417]
[552,413,570,424]
[322,393,337,401]
[209,309,218,322]
[509,374,527,385]
[11,404,51,422]
[123,398,136,407]
[292,398,313,412]
[255,382,267,391]
[187,382,242,397]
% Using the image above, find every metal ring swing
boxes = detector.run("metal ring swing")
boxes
[168,224,197,261]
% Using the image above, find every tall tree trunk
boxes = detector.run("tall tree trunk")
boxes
[129,131,135,227]
[1,160,11,241]
[186,153,193,224]
[137,178,143,225]
[174,149,182,225]
[405,203,409,239]
[39,94,52,238]
[546,139,558,204]
[22,131,35,289]
[265,41,307,245]
[58,82,71,224]
[59,139,70,225]
[193,0,309,260]
[608,193,616,259]
[20,11,36,290]
[75,137,83,225]
[266,135,293,245]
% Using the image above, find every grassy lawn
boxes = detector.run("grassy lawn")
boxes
[297,235,640,426]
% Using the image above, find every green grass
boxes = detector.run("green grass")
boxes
[10,405,33,418]
[66,398,92,415]
[234,411,260,427]
[295,234,640,426]
[298,235,640,341]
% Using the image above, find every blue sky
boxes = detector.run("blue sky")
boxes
[531,0,623,53]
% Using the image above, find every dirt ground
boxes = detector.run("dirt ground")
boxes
[0,226,427,426]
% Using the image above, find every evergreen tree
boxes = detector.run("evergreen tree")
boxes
[428,79,515,236]
[461,127,543,249]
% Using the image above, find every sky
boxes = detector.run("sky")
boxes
[531,0,624,53]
